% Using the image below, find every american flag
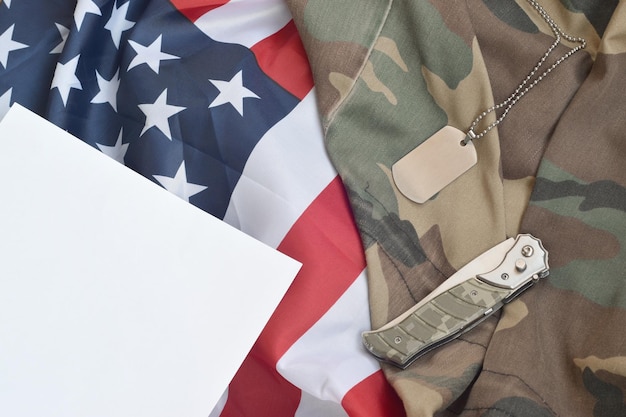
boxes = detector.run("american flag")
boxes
[0,0,404,415]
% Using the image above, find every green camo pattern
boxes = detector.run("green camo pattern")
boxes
[287,0,626,415]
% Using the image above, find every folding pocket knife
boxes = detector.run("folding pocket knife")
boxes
[362,234,549,368]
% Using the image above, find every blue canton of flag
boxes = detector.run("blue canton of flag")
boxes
[0,0,300,219]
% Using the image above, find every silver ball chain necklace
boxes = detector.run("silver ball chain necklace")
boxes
[392,0,587,204]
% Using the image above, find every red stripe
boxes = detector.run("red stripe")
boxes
[169,0,228,22]
[220,355,302,417]
[342,371,406,417]
[221,177,366,415]
[261,176,366,361]
[250,20,314,100]
[171,0,314,99]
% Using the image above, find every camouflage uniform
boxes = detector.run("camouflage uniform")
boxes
[286,0,626,416]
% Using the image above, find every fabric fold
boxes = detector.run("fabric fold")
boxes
[287,0,626,416]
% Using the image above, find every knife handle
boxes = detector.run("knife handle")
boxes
[362,234,549,368]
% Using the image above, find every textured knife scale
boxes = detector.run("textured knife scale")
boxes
[362,235,549,368]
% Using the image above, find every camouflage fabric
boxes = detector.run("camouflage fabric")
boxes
[286,0,626,416]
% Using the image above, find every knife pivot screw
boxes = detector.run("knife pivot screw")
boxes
[515,259,527,272]
[501,273,510,280]
[521,245,534,257]
[394,336,402,344]
[470,290,478,296]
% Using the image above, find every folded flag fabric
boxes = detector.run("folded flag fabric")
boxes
[0,0,403,416]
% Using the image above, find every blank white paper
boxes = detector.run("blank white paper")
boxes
[0,104,301,417]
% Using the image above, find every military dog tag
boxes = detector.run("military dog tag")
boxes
[392,126,477,203]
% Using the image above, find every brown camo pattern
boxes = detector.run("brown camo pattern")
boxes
[287,1,626,416]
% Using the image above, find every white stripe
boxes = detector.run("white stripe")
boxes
[294,391,349,417]
[223,90,336,248]
[276,270,381,402]
[194,0,292,48]
[208,389,228,417]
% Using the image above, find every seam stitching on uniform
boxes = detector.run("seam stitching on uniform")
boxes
[457,337,488,351]
[476,368,559,417]
[325,0,394,129]
[462,406,519,417]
